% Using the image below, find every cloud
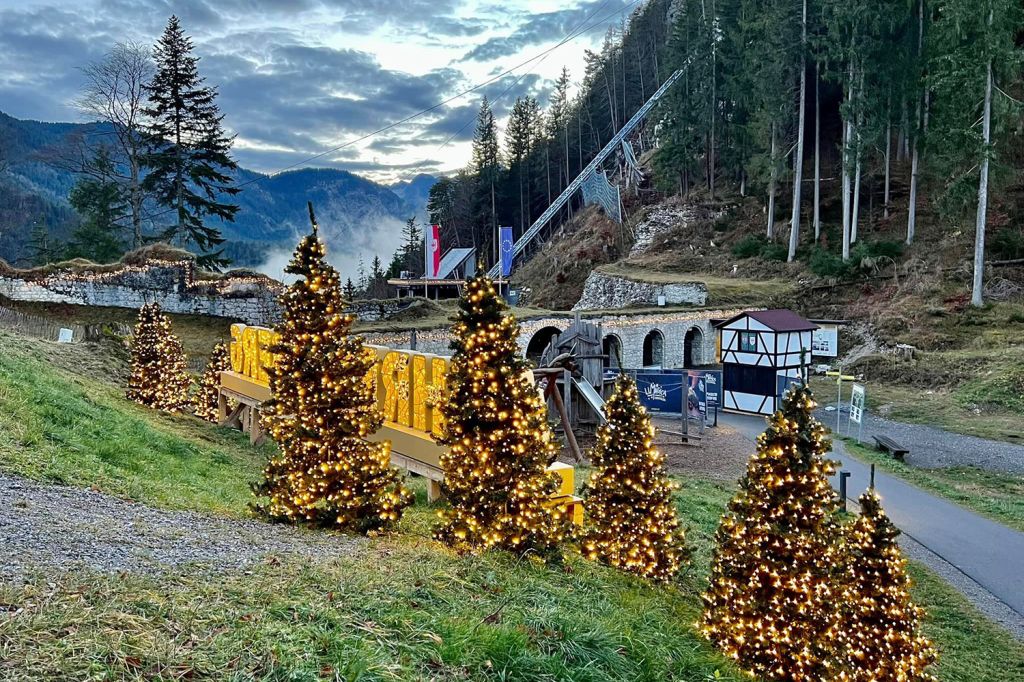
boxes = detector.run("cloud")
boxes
[460,0,630,62]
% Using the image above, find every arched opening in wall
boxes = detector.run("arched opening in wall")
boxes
[642,329,664,368]
[603,334,622,369]
[526,326,562,364]
[684,326,705,367]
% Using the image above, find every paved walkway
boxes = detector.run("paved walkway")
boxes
[819,406,1024,474]
[722,412,1024,640]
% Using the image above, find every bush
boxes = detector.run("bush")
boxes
[761,242,788,262]
[731,235,767,258]
[991,228,1024,260]
[809,247,852,278]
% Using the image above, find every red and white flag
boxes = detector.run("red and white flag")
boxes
[425,224,441,278]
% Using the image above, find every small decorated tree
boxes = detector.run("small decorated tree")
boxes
[194,342,231,422]
[701,385,841,682]
[126,302,191,412]
[582,373,688,581]
[838,489,937,681]
[253,203,412,533]
[435,271,567,554]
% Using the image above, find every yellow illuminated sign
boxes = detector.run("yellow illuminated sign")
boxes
[225,323,448,454]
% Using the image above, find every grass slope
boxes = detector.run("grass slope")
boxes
[0,333,1021,680]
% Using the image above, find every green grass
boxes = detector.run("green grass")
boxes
[0,333,267,515]
[1,332,1022,680]
[842,440,1024,533]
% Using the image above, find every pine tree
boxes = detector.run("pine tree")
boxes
[143,15,239,265]
[25,217,55,266]
[838,489,938,681]
[401,217,422,276]
[471,97,501,262]
[701,385,841,682]
[67,146,128,263]
[582,373,688,581]
[126,303,191,413]
[435,271,567,555]
[343,277,356,301]
[254,203,412,533]
[194,341,231,423]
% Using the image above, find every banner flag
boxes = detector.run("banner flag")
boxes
[424,224,441,278]
[499,226,514,277]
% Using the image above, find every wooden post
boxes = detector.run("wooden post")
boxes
[551,381,583,463]
[427,479,444,503]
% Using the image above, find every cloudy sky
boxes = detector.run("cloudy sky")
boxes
[0,0,635,183]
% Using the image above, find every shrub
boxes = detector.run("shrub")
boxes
[991,227,1024,260]
[761,242,788,261]
[731,234,766,258]
[809,247,852,278]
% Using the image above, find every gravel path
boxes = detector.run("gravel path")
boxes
[0,474,362,581]
[819,408,1024,474]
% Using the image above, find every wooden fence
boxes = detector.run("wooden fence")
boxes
[0,305,132,343]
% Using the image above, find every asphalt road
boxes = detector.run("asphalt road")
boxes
[721,411,1024,637]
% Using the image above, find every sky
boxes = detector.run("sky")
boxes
[0,0,635,184]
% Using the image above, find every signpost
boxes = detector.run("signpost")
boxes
[825,369,856,432]
[849,383,865,442]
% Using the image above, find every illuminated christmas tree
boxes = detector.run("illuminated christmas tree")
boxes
[435,271,567,554]
[194,341,230,422]
[838,489,937,681]
[582,373,688,581]
[126,302,191,412]
[701,385,841,682]
[253,203,413,533]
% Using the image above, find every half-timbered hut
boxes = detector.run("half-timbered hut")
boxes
[714,309,817,415]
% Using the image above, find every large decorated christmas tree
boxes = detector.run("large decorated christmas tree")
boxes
[701,385,840,682]
[126,302,191,413]
[194,341,230,422]
[582,373,688,581]
[253,204,412,533]
[838,489,937,681]
[435,271,567,554]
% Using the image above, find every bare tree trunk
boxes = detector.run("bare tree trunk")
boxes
[767,122,778,239]
[842,69,853,261]
[907,0,924,245]
[973,40,993,307]
[813,61,821,241]
[884,118,892,219]
[788,0,807,262]
[851,70,864,244]
[708,0,717,199]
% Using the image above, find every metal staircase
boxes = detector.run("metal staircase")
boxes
[488,68,685,278]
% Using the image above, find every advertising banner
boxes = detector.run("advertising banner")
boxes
[499,226,514,277]
[634,370,684,413]
[850,384,865,424]
[687,369,722,411]
[812,325,839,357]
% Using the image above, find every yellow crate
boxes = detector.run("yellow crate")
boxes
[546,494,585,526]
[546,461,575,497]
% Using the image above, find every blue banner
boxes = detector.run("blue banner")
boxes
[687,369,722,411]
[633,370,684,413]
[499,226,514,277]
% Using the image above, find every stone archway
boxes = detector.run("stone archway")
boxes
[526,325,563,364]
[684,326,705,367]
[603,334,623,369]
[642,329,664,368]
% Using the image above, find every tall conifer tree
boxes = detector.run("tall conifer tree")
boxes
[144,15,239,265]
[126,303,191,413]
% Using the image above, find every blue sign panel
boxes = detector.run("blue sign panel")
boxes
[634,370,684,413]
[688,369,722,411]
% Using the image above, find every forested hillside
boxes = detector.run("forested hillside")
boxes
[434,0,1023,308]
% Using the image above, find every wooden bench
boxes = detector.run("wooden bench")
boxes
[873,435,909,461]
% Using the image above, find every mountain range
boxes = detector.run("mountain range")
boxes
[0,111,436,269]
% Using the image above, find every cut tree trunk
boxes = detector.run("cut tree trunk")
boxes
[813,61,821,241]
[973,51,993,307]
[788,0,807,263]
[767,122,777,239]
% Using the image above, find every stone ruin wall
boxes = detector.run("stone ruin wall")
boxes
[0,259,283,327]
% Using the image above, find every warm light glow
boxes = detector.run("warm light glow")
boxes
[125,302,191,413]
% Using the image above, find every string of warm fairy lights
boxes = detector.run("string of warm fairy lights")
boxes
[126,302,191,413]
[252,205,412,533]
[194,341,231,422]
[582,372,688,581]
[701,385,841,682]
[434,272,569,554]
[838,489,938,681]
